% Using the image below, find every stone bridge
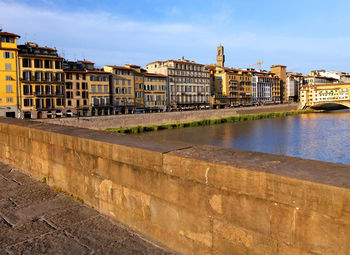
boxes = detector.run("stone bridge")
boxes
[311,100,350,110]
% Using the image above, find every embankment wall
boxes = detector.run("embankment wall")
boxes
[0,118,348,254]
[38,104,299,130]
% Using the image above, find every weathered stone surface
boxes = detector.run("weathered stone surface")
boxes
[7,231,91,255]
[0,165,176,255]
[0,117,349,255]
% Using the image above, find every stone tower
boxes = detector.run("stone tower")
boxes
[271,65,287,103]
[216,44,225,67]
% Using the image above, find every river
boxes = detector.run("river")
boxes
[137,110,350,165]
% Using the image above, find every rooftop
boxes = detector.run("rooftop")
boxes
[0,31,20,38]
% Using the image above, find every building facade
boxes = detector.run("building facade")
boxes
[300,83,350,107]
[64,60,111,117]
[206,65,252,108]
[270,65,286,103]
[104,65,136,114]
[18,42,65,119]
[251,70,279,104]
[143,73,167,112]
[0,31,20,117]
[286,74,303,102]
[303,75,338,86]
[146,57,210,110]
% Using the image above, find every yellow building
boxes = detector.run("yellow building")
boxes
[104,65,135,114]
[125,65,144,110]
[300,83,350,108]
[206,65,252,108]
[18,42,64,119]
[144,73,167,112]
[64,60,111,117]
[0,31,20,117]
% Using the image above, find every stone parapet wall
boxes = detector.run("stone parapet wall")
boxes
[0,118,348,254]
[37,104,299,130]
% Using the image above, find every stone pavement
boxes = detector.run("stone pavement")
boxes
[0,162,177,255]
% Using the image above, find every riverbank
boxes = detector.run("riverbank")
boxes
[36,104,300,130]
[106,109,317,134]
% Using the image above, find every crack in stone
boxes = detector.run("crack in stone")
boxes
[63,229,93,254]
[162,146,193,154]
[8,198,17,207]
[0,214,13,228]
[41,218,57,231]
[11,179,22,186]
[0,174,9,181]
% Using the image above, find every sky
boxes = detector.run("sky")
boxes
[1,0,349,73]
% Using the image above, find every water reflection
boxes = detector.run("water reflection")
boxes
[137,111,350,165]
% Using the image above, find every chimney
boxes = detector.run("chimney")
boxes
[182,56,184,60]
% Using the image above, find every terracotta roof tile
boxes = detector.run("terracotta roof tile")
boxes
[0,32,20,38]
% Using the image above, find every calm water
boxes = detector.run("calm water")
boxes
[138,111,350,165]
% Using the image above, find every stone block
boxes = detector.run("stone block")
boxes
[150,197,212,248]
[269,203,295,244]
[112,144,163,172]
[213,219,279,255]
[295,210,350,255]
[222,192,271,235]
[163,153,189,179]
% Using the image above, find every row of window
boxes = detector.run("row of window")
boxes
[144,95,166,102]
[171,95,210,103]
[22,85,65,95]
[173,63,203,71]
[171,85,209,93]
[0,97,13,103]
[22,71,62,82]
[22,59,62,69]
[65,73,108,82]
[91,85,108,93]
[169,69,209,77]
[144,77,166,82]
[91,97,109,106]
[170,77,210,84]
[115,70,132,76]
[115,98,133,106]
[116,79,131,85]
[65,82,88,90]
[23,98,64,107]
[66,91,88,99]
[1,36,15,43]
[3,52,14,59]
[134,85,166,91]
[115,87,132,94]
[145,101,166,106]
[66,99,89,107]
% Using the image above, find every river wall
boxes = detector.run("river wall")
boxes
[37,104,299,130]
[0,117,348,254]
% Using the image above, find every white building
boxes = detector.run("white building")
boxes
[250,70,277,104]
[146,57,210,109]
[286,74,303,102]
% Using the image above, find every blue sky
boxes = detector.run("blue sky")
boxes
[1,0,349,73]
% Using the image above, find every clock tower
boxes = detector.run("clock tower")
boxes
[216,44,225,67]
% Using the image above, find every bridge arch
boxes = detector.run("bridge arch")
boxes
[311,101,350,110]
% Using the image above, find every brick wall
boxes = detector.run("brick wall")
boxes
[0,118,348,254]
